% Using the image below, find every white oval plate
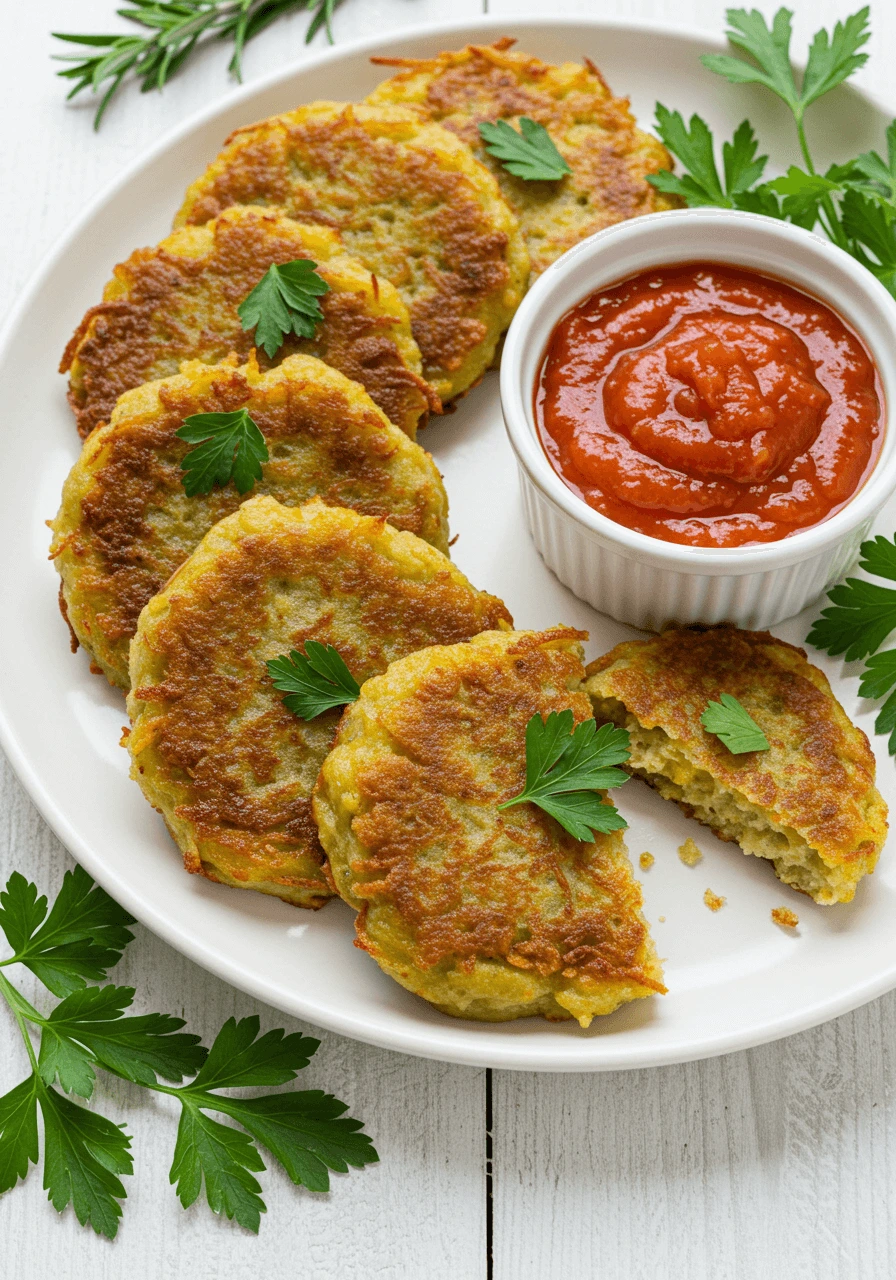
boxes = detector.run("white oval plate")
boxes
[2,15,895,1072]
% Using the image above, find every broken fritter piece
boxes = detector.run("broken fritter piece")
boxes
[585,626,887,905]
[367,39,679,277]
[314,627,665,1025]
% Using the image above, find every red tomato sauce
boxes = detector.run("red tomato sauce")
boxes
[535,263,883,547]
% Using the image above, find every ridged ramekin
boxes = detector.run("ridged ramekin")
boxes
[500,208,896,631]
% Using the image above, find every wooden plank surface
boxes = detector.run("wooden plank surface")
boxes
[4,1,896,1278]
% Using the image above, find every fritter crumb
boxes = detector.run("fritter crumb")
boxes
[639,852,654,870]
[771,907,799,929]
[703,889,725,912]
[678,837,702,867]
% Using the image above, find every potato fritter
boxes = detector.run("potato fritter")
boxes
[314,627,665,1025]
[51,354,450,690]
[127,496,512,908]
[61,206,436,440]
[367,39,679,277]
[585,626,888,905]
[174,102,530,403]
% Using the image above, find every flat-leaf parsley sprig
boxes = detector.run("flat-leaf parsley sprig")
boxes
[499,709,630,841]
[807,533,896,753]
[267,642,361,719]
[649,8,896,294]
[478,118,572,182]
[175,408,269,497]
[238,259,331,359]
[700,693,770,755]
[54,0,344,130]
[0,865,377,1238]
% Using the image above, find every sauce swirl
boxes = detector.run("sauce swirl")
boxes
[535,263,883,547]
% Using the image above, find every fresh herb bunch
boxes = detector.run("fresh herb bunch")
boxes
[267,642,361,719]
[176,407,269,496]
[700,693,770,754]
[54,0,343,129]
[238,259,331,359]
[499,710,630,842]
[0,865,377,1238]
[650,7,896,297]
[807,534,896,753]
[478,118,572,182]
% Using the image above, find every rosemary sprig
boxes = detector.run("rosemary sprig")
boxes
[53,0,343,130]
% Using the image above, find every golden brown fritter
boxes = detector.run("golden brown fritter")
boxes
[51,354,450,690]
[174,102,530,403]
[367,39,680,277]
[127,496,512,908]
[585,626,888,904]
[314,627,665,1025]
[61,207,436,440]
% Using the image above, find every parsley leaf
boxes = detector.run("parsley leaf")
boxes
[701,693,770,754]
[841,190,896,295]
[238,259,330,359]
[37,984,206,1099]
[266,642,361,719]
[499,710,630,841]
[478,118,571,182]
[39,1085,132,1239]
[859,651,896,753]
[213,1091,376,1194]
[0,865,135,998]
[175,409,269,497]
[650,110,771,209]
[806,533,896,757]
[168,1017,377,1231]
[701,7,869,123]
[0,1075,39,1195]
[170,1103,267,1232]
[807,535,896,660]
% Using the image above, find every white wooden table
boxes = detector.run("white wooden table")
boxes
[3,2,896,1276]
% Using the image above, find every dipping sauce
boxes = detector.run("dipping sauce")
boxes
[535,263,883,546]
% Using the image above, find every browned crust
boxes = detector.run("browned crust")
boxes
[56,358,450,686]
[367,42,680,276]
[338,628,664,993]
[62,209,436,438]
[130,501,511,902]
[175,105,523,395]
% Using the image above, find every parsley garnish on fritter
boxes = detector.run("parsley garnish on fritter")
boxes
[700,694,770,754]
[267,642,361,719]
[175,408,269,497]
[499,709,630,840]
[478,117,572,182]
[238,259,330,358]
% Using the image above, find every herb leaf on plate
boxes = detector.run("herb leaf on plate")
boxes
[499,709,630,841]
[175,409,269,497]
[238,259,330,359]
[478,118,572,181]
[700,693,770,754]
[266,642,361,719]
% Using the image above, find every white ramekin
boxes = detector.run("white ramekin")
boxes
[500,208,896,631]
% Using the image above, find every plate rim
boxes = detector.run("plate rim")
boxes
[3,11,895,1072]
